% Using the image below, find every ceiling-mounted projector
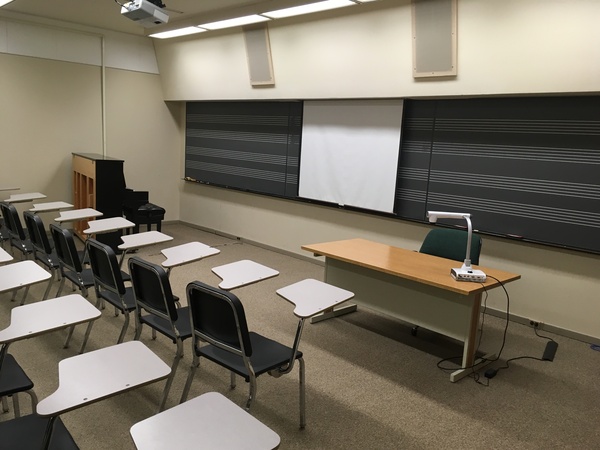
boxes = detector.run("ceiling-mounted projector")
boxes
[121,0,169,27]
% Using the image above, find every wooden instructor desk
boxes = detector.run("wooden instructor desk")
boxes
[302,238,521,382]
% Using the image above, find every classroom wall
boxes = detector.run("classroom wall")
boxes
[0,14,182,222]
[161,0,600,341]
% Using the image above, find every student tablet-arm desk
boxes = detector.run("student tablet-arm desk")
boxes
[130,392,281,450]
[35,341,171,449]
[161,241,220,275]
[0,247,13,265]
[0,260,52,304]
[0,294,101,359]
[4,192,46,203]
[83,217,135,236]
[0,294,101,417]
[30,201,73,214]
[118,231,173,268]
[211,259,279,290]
[54,208,103,223]
[302,238,521,382]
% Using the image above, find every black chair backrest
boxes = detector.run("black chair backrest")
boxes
[128,257,177,321]
[23,211,52,255]
[49,224,83,272]
[1,202,27,240]
[86,238,126,295]
[186,281,252,357]
[419,228,482,265]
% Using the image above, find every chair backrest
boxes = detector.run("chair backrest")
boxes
[1,202,27,241]
[23,211,53,256]
[128,256,178,322]
[419,228,482,265]
[86,238,126,296]
[49,223,83,273]
[186,281,252,358]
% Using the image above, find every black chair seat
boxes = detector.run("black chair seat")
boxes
[0,354,33,396]
[99,287,137,312]
[0,414,79,449]
[62,267,95,291]
[140,306,192,343]
[199,332,302,382]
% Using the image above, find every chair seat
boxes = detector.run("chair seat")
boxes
[99,287,136,312]
[0,414,79,449]
[140,306,192,343]
[198,332,302,382]
[37,250,60,271]
[0,354,33,396]
[63,267,95,290]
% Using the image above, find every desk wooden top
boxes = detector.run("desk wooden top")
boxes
[302,238,520,296]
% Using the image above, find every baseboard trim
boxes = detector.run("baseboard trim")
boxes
[486,307,597,345]
[178,220,323,266]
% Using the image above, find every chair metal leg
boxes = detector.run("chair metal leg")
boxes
[63,325,75,349]
[117,311,129,344]
[42,278,53,300]
[133,321,143,340]
[28,390,38,415]
[230,371,236,389]
[299,357,306,429]
[245,372,257,412]
[56,277,66,297]
[1,395,8,412]
[79,321,95,354]
[180,355,199,403]
[19,286,31,305]
[159,339,184,412]
[12,394,20,418]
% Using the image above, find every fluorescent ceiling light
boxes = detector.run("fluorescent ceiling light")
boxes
[149,26,206,39]
[262,0,355,19]
[199,14,270,31]
[0,0,15,7]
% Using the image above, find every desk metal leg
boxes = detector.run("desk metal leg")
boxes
[449,293,495,382]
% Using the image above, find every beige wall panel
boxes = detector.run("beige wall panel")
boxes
[156,0,600,100]
[0,53,102,204]
[104,68,181,220]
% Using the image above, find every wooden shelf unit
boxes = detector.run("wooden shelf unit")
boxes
[72,153,125,242]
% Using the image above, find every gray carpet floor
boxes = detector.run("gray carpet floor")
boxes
[1,223,599,449]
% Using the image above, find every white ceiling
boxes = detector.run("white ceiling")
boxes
[1,0,340,36]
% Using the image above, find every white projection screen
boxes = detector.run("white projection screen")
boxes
[299,99,404,213]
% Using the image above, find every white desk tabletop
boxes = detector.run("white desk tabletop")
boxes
[118,231,173,251]
[212,259,279,290]
[4,192,46,203]
[0,260,51,293]
[30,201,73,213]
[161,241,220,269]
[55,208,103,223]
[84,217,135,235]
[130,392,281,450]
[36,341,170,416]
[276,278,355,319]
[0,294,101,344]
[0,186,19,192]
[0,247,13,264]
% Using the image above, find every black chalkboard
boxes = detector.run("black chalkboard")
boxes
[185,96,600,255]
[396,96,600,253]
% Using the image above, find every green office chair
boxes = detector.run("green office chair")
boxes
[413,227,483,336]
[419,228,482,266]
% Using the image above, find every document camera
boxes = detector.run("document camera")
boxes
[121,0,169,27]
